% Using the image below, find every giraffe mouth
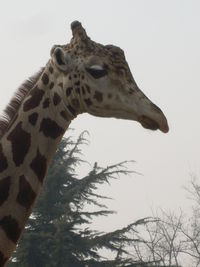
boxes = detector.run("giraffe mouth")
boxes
[140,115,160,131]
[139,115,169,133]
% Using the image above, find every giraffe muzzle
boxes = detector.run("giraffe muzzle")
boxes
[133,88,169,133]
[139,114,169,133]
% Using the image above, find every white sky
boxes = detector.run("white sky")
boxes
[0,0,200,237]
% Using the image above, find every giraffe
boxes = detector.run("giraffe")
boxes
[0,21,169,266]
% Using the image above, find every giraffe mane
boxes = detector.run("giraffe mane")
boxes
[0,67,45,139]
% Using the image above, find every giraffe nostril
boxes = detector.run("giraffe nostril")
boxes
[151,103,162,113]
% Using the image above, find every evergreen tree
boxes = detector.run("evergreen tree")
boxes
[8,133,153,267]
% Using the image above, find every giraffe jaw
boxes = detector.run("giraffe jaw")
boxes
[88,105,169,133]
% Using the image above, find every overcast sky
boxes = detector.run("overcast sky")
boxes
[0,0,200,237]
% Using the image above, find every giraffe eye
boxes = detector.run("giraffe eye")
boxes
[86,65,108,79]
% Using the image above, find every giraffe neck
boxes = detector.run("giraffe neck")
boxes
[0,62,79,266]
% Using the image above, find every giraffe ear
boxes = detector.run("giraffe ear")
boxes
[52,47,72,72]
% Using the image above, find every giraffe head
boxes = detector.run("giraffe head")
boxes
[50,21,169,133]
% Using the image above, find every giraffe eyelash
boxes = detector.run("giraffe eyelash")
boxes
[89,65,104,70]
[86,65,108,79]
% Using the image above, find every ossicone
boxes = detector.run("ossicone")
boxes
[70,20,89,41]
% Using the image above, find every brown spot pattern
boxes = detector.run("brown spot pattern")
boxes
[81,86,86,95]
[49,66,54,74]
[43,98,50,109]
[0,215,21,243]
[53,93,61,106]
[39,118,64,139]
[72,99,80,109]
[49,82,54,90]
[67,105,76,116]
[66,87,73,96]
[85,84,91,93]
[58,82,63,88]
[75,81,80,86]
[16,175,36,210]
[28,113,38,126]
[94,91,103,102]
[41,73,49,85]
[0,176,11,206]
[75,87,80,94]
[84,98,92,107]
[60,111,69,121]
[23,86,45,112]
[30,149,47,183]
[7,122,31,166]
[0,144,8,173]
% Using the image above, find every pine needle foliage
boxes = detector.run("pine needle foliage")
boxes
[8,133,152,267]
